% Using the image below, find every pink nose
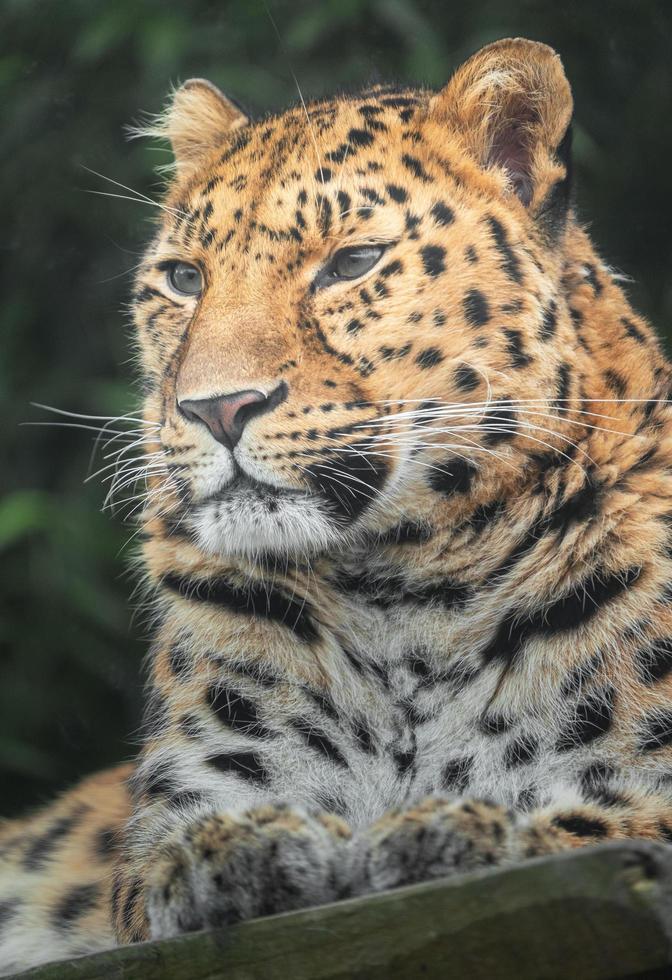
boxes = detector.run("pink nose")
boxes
[179,389,269,448]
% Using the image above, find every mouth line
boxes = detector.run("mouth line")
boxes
[208,468,308,503]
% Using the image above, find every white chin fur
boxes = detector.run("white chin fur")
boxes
[189,488,343,559]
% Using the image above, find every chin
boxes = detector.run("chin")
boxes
[188,483,345,560]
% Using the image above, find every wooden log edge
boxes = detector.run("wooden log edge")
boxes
[16,841,672,980]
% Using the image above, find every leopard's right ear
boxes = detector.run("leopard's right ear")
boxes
[430,39,573,232]
[135,79,249,178]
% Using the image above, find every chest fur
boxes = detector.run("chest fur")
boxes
[167,599,612,828]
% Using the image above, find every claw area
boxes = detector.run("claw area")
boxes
[352,796,516,894]
[145,804,352,939]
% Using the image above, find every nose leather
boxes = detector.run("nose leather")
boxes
[180,389,269,448]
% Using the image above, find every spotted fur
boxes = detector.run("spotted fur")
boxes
[4,37,672,974]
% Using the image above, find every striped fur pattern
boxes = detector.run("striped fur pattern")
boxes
[4,37,672,973]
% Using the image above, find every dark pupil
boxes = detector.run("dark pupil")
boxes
[335,248,378,278]
[172,264,201,293]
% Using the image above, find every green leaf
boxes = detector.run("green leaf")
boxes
[0,491,52,551]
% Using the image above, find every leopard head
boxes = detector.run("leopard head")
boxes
[133,38,577,559]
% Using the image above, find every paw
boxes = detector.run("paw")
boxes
[146,804,351,939]
[350,797,516,896]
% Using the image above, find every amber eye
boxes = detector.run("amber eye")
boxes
[315,245,386,289]
[167,262,202,296]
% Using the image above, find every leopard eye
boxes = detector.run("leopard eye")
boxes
[333,246,384,279]
[167,262,202,296]
[315,245,386,289]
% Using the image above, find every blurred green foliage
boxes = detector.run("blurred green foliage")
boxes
[2,0,672,817]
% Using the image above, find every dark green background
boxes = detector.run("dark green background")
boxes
[2,0,671,817]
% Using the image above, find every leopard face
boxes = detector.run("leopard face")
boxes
[133,41,575,558]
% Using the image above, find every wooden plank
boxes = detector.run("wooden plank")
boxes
[16,842,672,980]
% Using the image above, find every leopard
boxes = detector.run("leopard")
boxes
[3,36,672,975]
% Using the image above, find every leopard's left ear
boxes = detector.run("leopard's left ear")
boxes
[432,38,573,228]
[138,78,249,178]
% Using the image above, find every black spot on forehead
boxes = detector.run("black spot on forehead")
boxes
[420,245,446,277]
[430,201,455,227]
[380,259,403,278]
[463,289,491,327]
[401,154,432,182]
[316,194,333,237]
[386,183,408,203]
[360,186,385,205]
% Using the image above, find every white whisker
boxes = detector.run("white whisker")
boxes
[80,165,187,218]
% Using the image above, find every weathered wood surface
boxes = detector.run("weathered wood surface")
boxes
[16,842,672,980]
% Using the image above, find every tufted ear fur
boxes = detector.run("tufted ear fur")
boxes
[141,78,249,178]
[432,39,573,229]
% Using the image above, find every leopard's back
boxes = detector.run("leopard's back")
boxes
[0,765,131,975]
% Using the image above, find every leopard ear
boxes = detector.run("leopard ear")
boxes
[146,78,249,178]
[432,38,573,227]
